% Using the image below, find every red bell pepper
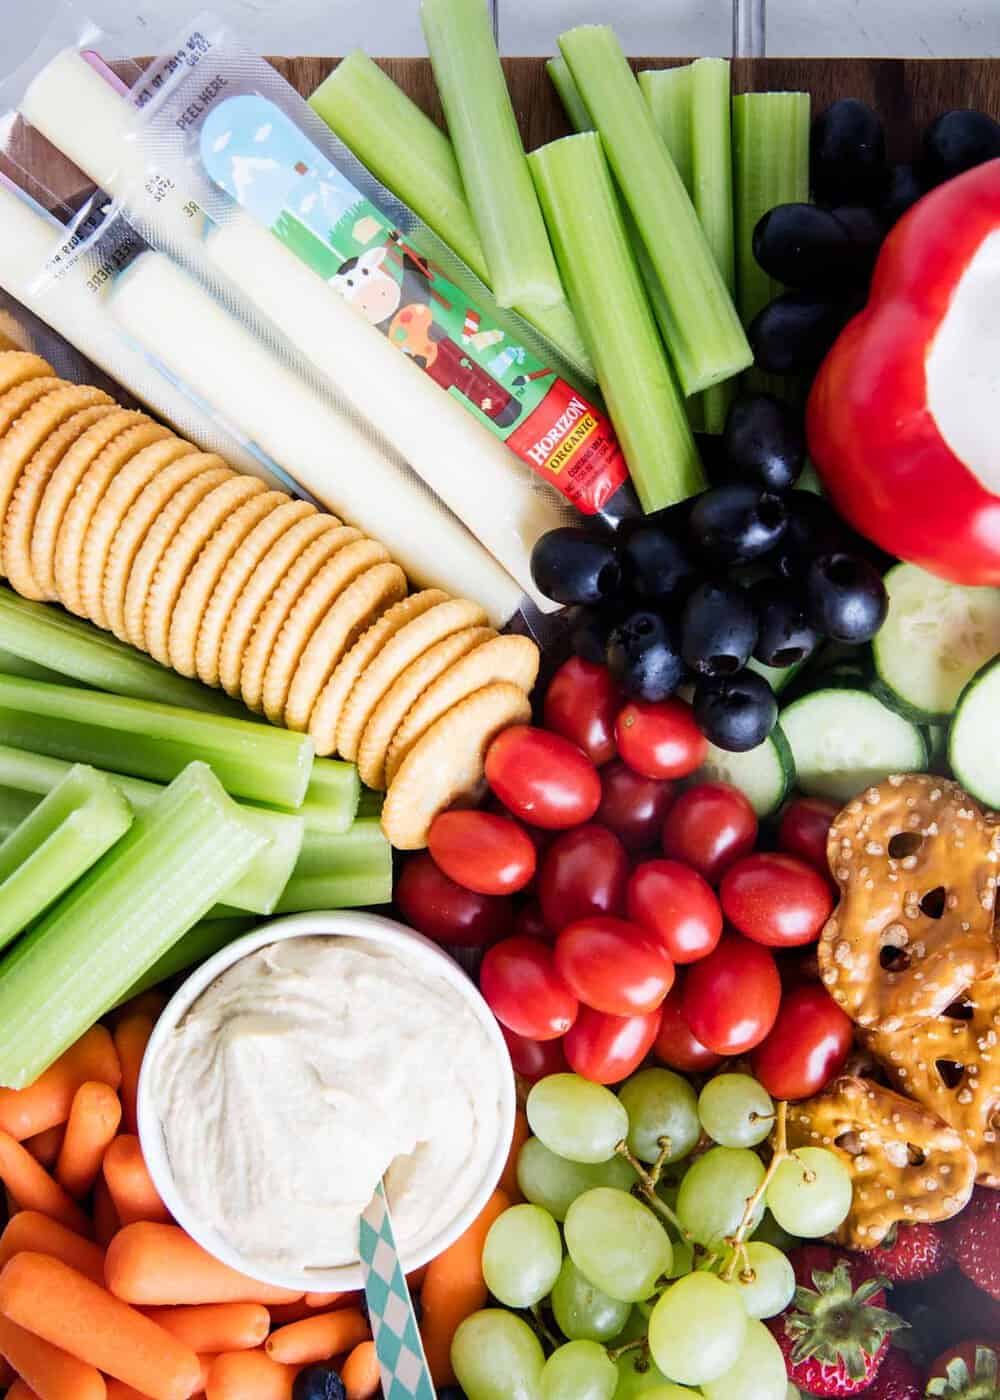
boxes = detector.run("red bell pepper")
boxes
[807,159,1000,585]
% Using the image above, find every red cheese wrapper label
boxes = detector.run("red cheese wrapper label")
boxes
[507,377,630,514]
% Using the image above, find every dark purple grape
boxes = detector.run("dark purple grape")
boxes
[693,670,778,752]
[681,581,757,677]
[880,163,926,225]
[752,204,854,287]
[750,581,819,668]
[722,393,805,493]
[620,526,698,602]
[687,484,788,566]
[606,610,685,702]
[806,553,888,643]
[530,527,620,606]
[922,109,1000,186]
[811,99,888,205]
[829,205,886,271]
[773,491,849,580]
[293,1366,346,1400]
[748,291,851,374]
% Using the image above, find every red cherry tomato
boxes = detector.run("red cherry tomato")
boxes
[396,852,513,947]
[538,824,629,932]
[615,699,707,781]
[486,726,602,830]
[500,1024,568,1082]
[596,759,675,854]
[514,900,551,940]
[661,782,758,884]
[681,932,781,1055]
[653,983,724,1073]
[720,852,834,948]
[778,796,839,874]
[480,936,578,1041]
[563,1005,663,1085]
[428,810,537,896]
[626,859,723,964]
[751,984,854,1100]
[554,915,674,1016]
[543,656,621,766]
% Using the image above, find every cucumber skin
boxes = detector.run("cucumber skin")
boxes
[871,673,950,727]
[780,687,928,803]
[949,654,1000,805]
[695,722,795,818]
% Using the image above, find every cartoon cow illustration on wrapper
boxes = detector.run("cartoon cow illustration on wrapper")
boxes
[332,242,522,429]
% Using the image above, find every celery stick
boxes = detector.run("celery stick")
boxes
[117,916,254,1005]
[357,787,385,820]
[0,762,265,1087]
[0,674,313,808]
[733,92,811,328]
[0,588,247,718]
[421,0,565,310]
[547,56,595,134]
[0,743,301,917]
[275,819,393,913]
[639,67,694,193]
[0,765,132,953]
[292,756,361,835]
[690,60,737,434]
[0,788,39,839]
[559,26,751,396]
[0,647,68,686]
[530,134,703,513]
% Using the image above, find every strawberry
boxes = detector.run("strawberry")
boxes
[926,1339,1000,1398]
[861,1347,925,1399]
[943,1190,1000,1302]
[767,1245,907,1397]
[865,1221,950,1283]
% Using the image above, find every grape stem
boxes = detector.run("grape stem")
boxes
[528,1302,562,1353]
[615,1138,695,1244]
[608,1337,647,1363]
[720,1099,789,1282]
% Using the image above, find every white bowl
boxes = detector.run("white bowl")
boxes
[137,910,516,1292]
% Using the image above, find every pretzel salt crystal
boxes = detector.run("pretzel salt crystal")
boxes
[786,1076,978,1248]
[818,775,1000,1032]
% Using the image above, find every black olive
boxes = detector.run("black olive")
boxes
[293,1365,346,1400]
[750,581,819,669]
[722,393,805,493]
[620,526,699,602]
[806,553,888,643]
[880,163,926,225]
[530,527,621,606]
[811,99,888,205]
[681,581,758,677]
[772,491,849,579]
[688,484,788,566]
[829,204,886,274]
[922,109,1000,186]
[566,603,620,664]
[752,203,854,287]
[748,291,851,374]
[606,610,686,702]
[694,670,779,752]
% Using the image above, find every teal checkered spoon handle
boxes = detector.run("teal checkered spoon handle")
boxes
[359,1182,437,1399]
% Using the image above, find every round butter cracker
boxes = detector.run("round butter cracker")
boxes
[381,681,532,849]
[384,632,540,788]
[0,352,54,395]
[336,597,488,762]
[143,474,268,666]
[196,498,317,689]
[300,589,449,755]
[2,404,120,599]
[0,379,64,448]
[168,489,291,678]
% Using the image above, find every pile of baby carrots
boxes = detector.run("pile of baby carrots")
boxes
[0,993,529,1400]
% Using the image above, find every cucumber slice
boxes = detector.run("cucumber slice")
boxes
[746,654,804,695]
[950,655,1000,805]
[873,562,1000,722]
[692,724,794,816]
[781,689,927,803]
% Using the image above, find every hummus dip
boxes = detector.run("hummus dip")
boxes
[151,935,505,1273]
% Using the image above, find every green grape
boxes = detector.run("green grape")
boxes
[609,1306,647,1347]
[613,1351,675,1399]
[676,1146,766,1245]
[539,1340,617,1400]
[451,1309,545,1400]
[698,1074,774,1148]
[550,1256,631,1342]
[482,1203,563,1308]
[666,1233,694,1279]
[640,1389,701,1399]
[701,1318,788,1400]
[717,1241,795,1319]
[752,1209,800,1254]
[649,1272,748,1385]
[618,1067,701,1164]
[517,1136,636,1221]
[766,1146,852,1238]
[527,1073,629,1164]
[565,1187,673,1302]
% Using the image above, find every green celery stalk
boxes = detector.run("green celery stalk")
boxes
[0,762,265,1088]
[559,26,751,395]
[690,59,737,434]
[0,744,302,917]
[421,0,565,310]
[117,916,254,1005]
[356,787,385,820]
[0,588,247,718]
[0,765,133,953]
[733,92,811,328]
[285,756,361,836]
[276,818,392,914]
[547,56,595,134]
[0,674,313,809]
[0,788,39,839]
[638,67,694,192]
[0,647,69,686]
[529,133,703,513]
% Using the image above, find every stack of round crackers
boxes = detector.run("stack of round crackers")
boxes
[0,352,539,847]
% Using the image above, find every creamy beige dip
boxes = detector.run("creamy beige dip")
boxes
[152,936,504,1273]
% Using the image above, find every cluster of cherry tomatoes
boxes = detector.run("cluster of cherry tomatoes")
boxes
[396,655,855,1098]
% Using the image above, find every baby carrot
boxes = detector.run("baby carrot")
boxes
[342,1339,379,1400]
[57,1083,122,1199]
[115,992,167,1025]
[499,1110,529,1202]
[404,1266,428,1293]
[0,1253,201,1400]
[0,1132,91,1236]
[265,1308,370,1366]
[199,1355,217,1392]
[0,1212,105,1284]
[265,1299,314,1327]
[106,1224,304,1306]
[142,1302,270,1354]
[24,1126,64,1171]
[302,1291,344,1309]
[206,1351,295,1400]
[8,1379,40,1400]
[0,1028,121,1141]
[0,1314,106,1400]
[113,1015,153,1137]
[92,1176,120,1250]
[420,1188,509,1386]
[105,1385,156,1400]
[102,1136,171,1227]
